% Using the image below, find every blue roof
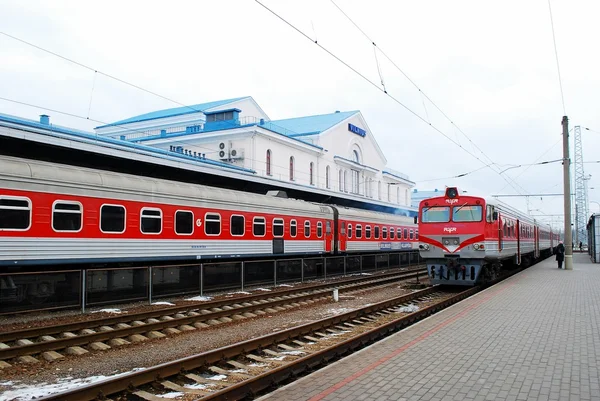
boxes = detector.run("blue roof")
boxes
[268,110,358,137]
[95,96,248,129]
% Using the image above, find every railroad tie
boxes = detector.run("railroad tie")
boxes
[303,336,320,342]
[162,380,211,395]
[292,340,306,347]
[277,344,299,351]
[226,360,250,370]
[133,390,167,401]
[209,366,252,379]
[262,349,282,357]
[246,354,285,365]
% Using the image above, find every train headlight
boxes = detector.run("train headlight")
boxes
[419,244,430,251]
[473,243,485,250]
[444,240,449,245]
[453,240,459,245]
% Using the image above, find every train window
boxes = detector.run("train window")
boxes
[347,224,352,238]
[382,227,387,239]
[415,229,419,240]
[290,220,297,237]
[373,226,379,239]
[204,213,221,236]
[52,201,82,232]
[365,225,371,239]
[422,206,450,223]
[100,204,125,233]
[317,222,323,238]
[452,205,482,222]
[356,224,362,239]
[0,196,31,230]
[304,221,311,238]
[403,228,408,239]
[175,210,194,235]
[409,229,414,240]
[273,218,284,237]
[326,221,331,234]
[231,215,245,236]
[253,217,266,236]
[141,208,162,234]
[390,228,395,240]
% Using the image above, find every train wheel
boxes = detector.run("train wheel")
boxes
[26,281,53,304]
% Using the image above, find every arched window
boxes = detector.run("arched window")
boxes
[309,162,314,185]
[338,170,343,192]
[266,149,272,176]
[289,156,295,181]
[352,149,360,164]
[326,166,331,189]
[343,170,348,193]
[387,184,391,202]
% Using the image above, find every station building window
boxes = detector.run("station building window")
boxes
[204,213,221,236]
[290,219,297,237]
[52,201,82,232]
[141,208,162,234]
[175,210,194,235]
[231,215,245,236]
[289,156,295,181]
[0,196,31,230]
[100,204,125,233]
[273,218,284,237]
[266,149,272,176]
[338,170,343,192]
[310,162,314,185]
[326,166,331,189]
[253,217,266,236]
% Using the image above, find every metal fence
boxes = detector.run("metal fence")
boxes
[0,251,422,314]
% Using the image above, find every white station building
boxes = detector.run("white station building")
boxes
[95,96,415,210]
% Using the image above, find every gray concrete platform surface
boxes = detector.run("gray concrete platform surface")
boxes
[259,253,600,401]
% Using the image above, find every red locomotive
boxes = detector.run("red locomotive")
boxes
[418,187,559,285]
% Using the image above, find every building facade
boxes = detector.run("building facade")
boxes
[95,96,415,210]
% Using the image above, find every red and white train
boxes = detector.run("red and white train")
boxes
[418,187,560,285]
[0,155,417,301]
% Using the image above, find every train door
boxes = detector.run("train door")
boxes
[516,220,521,265]
[339,221,347,252]
[534,226,540,259]
[498,215,504,253]
[324,220,333,253]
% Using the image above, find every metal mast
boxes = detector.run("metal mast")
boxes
[573,125,588,247]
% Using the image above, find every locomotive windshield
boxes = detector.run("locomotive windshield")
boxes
[452,205,483,222]
[421,206,450,222]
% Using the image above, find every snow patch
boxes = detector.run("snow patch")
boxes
[326,307,354,314]
[279,350,306,355]
[248,362,267,367]
[185,383,210,390]
[278,284,293,287]
[207,374,227,381]
[228,291,251,295]
[397,304,420,313]
[152,302,175,306]
[157,392,184,398]
[91,308,122,314]
[185,295,213,302]
[255,288,271,292]
[230,368,248,373]
[0,368,145,401]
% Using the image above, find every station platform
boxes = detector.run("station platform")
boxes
[259,253,600,401]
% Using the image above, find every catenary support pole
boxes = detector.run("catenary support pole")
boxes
[562,116,573,270]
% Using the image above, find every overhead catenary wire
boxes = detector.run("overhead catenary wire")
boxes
[546,0,567,115]
[255,0,531,198]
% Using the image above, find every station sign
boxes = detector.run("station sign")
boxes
[348,123,366,137]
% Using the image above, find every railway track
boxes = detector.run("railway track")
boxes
[38,285,468,401]
[0,268,427,366]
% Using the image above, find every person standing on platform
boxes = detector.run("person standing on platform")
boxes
[579,241,583,252]
[556,241,565,269]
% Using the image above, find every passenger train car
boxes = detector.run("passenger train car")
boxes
[418,187,560,285]
[0,155,416,303]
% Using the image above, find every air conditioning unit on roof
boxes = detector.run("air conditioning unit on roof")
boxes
[229,148,245,159]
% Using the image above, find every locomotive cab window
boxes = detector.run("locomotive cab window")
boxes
[0,196,31,230]
[253,217,266,236]
[273,218,284,237]
[100,204,125,233]
[231,215,245,236]
[304,221,311,238]
[204,213,221,236]
[453,205,483,222]
[317,221,323,238]
[421,206,450,222]
[290,219,297,237]
[141,208,162,234]
[52,201,82,232]
[175,210,193,235]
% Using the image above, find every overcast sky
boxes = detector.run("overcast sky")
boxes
[1,0,599,230]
